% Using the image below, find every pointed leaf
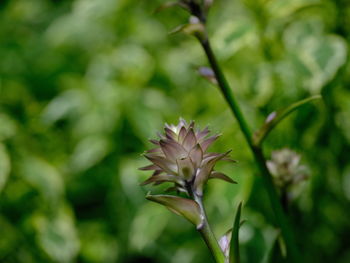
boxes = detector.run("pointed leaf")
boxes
[253,95,322,146]
[229,202,242,263]
[146,194,203,227]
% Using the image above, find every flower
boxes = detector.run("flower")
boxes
[140,118,236,196]
[266,148,309,189]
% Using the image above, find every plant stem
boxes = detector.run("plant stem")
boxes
[199,38,301,262]
[193,193,225,263]
[201,39,253,147]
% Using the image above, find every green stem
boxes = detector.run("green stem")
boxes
[201,39,253,147]
[200,38,301,262]
[194,194,225,263]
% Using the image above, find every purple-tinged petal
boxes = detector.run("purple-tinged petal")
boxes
[221,156,237,163]
[139,164,158,171]
[145,154,177,175]
[164,127,177,140]
[157,132,166,140]
[194,150,232,195]
[209,171,237,184]
[196,126,210,141]
[146,194,204,227]
[152,170,164,176]
[188,120,195,130]
[160,140,187,161]
[202,150,232,165]
[176,157,195,180]
[140,174,180,186]
[149,139,160,145]
[178,118,188,128]
[200,134,221,152]
[146,147,162,154]
[178,126,187,143]
[183,128,197,151]
[189,144,203,169]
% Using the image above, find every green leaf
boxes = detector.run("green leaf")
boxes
[146,193,203,228]
[260,229,280,263]
[20,156,64,204]
[229,202,242,263]
[253,95,322,146]
[32,206,80,263]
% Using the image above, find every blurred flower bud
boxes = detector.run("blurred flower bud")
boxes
[140,118,236,196]
[267,148,309,189]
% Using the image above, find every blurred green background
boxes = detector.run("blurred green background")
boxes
[1,0,350,262]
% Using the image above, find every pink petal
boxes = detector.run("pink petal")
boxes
[146,147,163,154]
[189,144,203,169]
[149,139,160,145]
[144,154,177,175]
[188,120,195,130]
[178,118,188,128]
[160,139,187,161]
[200,134,220,152]
[164,127,177,140]
[194,150,232,195]
[182,128,197,151]
[202,150,232,165]
[140,174,180,186]
[178,126,187,143]
[196,126,210,141]
[139,164,158,171]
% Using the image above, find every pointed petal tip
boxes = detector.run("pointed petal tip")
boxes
[209,171,237,184]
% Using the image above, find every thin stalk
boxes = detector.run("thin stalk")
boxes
[200,39,253,147]
[199,38,301,262]
[193,193,225,263]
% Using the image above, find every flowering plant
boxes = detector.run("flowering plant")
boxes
[140,0,320,262]
[140,119,237,263]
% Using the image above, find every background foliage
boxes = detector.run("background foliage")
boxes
[0,0,350,262]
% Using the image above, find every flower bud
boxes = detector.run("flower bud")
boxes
[267,148,309,189]
[140,118,236,196]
